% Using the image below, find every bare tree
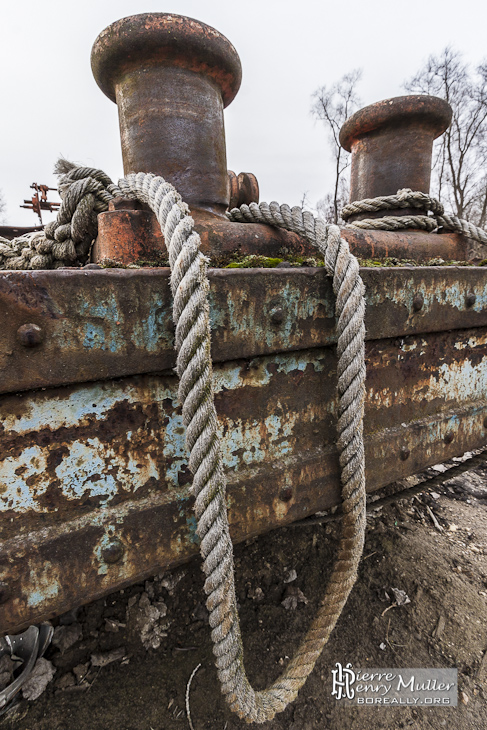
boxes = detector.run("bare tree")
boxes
[405,47,487,227]
[316,178,350,224]
[311,69,362,223]
[0,189,6,224]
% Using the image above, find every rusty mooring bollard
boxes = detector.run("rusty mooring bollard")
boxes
[91,13,242,216]
[339,95,452,221]
[90,13,307,266]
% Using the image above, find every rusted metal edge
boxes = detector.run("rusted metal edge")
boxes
[1,399,485,636]
[1,266,487,395]
[93,206,476,264]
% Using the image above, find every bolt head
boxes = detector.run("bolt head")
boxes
[399,447,410,461]
[444,432,454,444]
[412,294,424,312]
[270,307,285,325]
[17,323,44,347]
[101,539,125,564]
[0,582,10,604]
[279,487,293,502]
[466,293,476,308]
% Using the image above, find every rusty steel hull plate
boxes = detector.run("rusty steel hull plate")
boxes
[1,264,487,633]
[1,320,487,633]
[2,266,487,395]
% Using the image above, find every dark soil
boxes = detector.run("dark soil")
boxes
[2,462,486,730]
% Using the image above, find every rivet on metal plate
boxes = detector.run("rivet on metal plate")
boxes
[270,307,285,325]
[16,323,44,347]
[101,539,125,564]
[412,294,424,312]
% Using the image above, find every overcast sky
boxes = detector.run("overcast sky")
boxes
[1,0,486,226]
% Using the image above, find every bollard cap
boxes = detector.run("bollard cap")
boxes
[339,95,452,152]
[91,12,242,108]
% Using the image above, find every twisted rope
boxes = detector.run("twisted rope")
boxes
[110,179,367,723]
[342,188,487,248]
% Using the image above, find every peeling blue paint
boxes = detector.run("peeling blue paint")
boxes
[27,562,60,607]
[209,282,332,354]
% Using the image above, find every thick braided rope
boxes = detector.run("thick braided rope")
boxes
[0,160,122,269]
[341,188,487,246]
[115,175,367,723]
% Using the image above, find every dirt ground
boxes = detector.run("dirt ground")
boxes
[1,458,486,730]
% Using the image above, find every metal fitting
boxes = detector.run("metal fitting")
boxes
[412,294,424,312]
[279,487,293,503]
[228,171,260,209]
[444,432,454,444]
[466,293,476,308]
[101,539,125,564]
[399,447,410,461]
[270,307,285,325]
[17,323,44,347]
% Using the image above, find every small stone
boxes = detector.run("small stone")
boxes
[283,569,297,584]
[432,614,446,639]
[90,647,126,668]
[460,690,470,705]
[52,623,82,654]
[55,673,76,690]
[0,671,12,691]
[73,662,90,683]
[379,642,387,651]
[247,586,264,601]
[391,587,411,606]
[22,658,56,701]
[159,570,185,595]
[0,655,16,675]
[281,586,308,610]
[126,593,169,650]
[104,618,125,633]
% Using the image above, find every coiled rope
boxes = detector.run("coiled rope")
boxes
[0,161,122,269]
[341,187,487,246]
[3,165,486,722]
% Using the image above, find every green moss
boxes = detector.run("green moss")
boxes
[99,258,128,269]
[357,256,476,268]
[224,253,325,269]
[98,256,169,269]
[225,255,283,268]
[135,258,169,268]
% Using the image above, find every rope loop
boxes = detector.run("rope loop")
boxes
[4,163,487,721]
